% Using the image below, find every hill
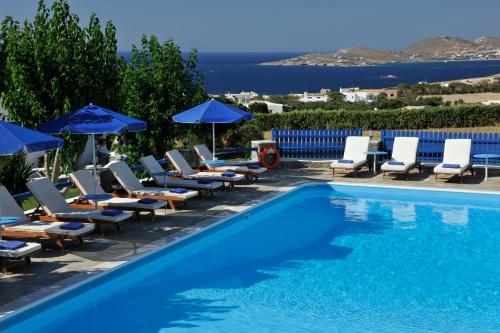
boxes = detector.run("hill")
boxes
[405,36,477,55]
[261,36,500,67]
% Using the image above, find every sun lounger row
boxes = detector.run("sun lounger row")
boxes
[331,136,475,182]
[0,147,269,272]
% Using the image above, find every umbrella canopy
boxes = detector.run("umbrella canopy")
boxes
[38,103,147,196]
[172,99,253,124]
[37,103,146,134]
[173,99,253,159]
[0,120,63,156]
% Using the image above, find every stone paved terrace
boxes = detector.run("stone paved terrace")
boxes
[0,164,499,315]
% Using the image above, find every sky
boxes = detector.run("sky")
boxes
[1,0,499,52]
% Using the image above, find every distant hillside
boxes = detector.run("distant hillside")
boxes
[261,36,500,67]
[475,36,500,49]
[405,36,477,55]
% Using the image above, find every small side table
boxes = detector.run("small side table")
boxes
[79,193,112,210]
[0,216,21,240]
[473,153,500,180]
[365,151,388,176]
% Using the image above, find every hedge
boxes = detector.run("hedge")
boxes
[254,104,500,130]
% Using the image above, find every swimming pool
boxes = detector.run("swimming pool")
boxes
[1,183,499,332]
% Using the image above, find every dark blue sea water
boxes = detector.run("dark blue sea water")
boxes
[119,51,500,95]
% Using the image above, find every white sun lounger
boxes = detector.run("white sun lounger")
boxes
[26,178,133,231]
[433,139,473,183]
[0,186,94,249]
[139,155,223,193]
[0,241,41,274]
[330,136,370,177]
[70,170,167,221]
[381,137,421,179]
[107,161,198,210]
[166,150,245,190]
[194,144,267,179]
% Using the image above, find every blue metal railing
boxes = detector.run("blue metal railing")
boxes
[381,130,500,165]
[272,128,363,159]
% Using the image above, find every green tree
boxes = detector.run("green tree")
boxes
[0,0,122,176]
[119,36,206,163]
[249,102,269,114]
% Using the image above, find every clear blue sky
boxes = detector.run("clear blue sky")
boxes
[1,0,499,52]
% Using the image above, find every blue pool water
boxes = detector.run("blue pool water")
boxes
[1,184,499,332]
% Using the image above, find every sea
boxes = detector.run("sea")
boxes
[119,51,500,95]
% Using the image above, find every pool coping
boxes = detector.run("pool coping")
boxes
[1,180,499,324]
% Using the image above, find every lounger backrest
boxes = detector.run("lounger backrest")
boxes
[194,144,213,161]
[166,150,196,176]
[392,137,419,164]
[0,186,28,221]
[443,139,471,166]
[69,170,106,195]
[107,161,145,193]
[140,155,165,184]
[343,136,370,162]
[26,177,70,215]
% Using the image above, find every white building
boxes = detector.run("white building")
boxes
[249,100,287,113]
[339,87,382,103]
[224,91,259,106]
[482,100,500,105]
[299,92,330,103]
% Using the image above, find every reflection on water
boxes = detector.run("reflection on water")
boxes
[432,206,469,226]
[331,198,368,223]
[392,204,417,229]
[330,196,476,230]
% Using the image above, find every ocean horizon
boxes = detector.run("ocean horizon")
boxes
[118,51,500,95]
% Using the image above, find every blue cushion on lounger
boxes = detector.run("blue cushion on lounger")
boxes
[388,161,405,165]
[443,163,460,169]
[101,209,124,217]
[221,171,236,177]
[138,198,159,204]
[0,240,27,250]
[60,222,85,230]
[197,180,214,184]
[338,159,354,164]
[168,188,188,194]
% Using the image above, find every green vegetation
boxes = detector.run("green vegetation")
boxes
[397,80,500,98]
[1,1,121,177]
[0,154,33,194]
[267,91,448,112]
[255,104,500,130]
[21,188,79,211]
[118,36,206,165]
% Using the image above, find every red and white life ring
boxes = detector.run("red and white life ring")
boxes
[259,147,280,169]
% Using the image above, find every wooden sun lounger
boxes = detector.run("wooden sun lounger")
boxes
[107,161,198,211]
[0,186,95,250]
[69,170,167,222]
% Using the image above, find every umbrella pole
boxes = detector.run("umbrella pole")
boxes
[212,123,216,160]
[91,133,98,196]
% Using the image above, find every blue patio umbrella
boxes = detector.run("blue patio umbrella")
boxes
[172,99,254,159]
[38,103,147,193]
[0,120,63,156]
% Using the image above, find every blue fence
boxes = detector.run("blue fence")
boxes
[272,128,362,159]
[381,130,500,165]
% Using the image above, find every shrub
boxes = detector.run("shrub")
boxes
[254,104,500,130]
[0,154,34,195]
